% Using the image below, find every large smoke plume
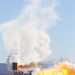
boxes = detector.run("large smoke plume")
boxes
[0,0,59,67]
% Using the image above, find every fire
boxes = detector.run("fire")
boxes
[17,65,24,70]
[37,61,75,75]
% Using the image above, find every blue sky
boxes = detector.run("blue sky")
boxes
[0,0,75,63]
[49,0,75,62]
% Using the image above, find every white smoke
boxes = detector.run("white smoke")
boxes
[0,0,59,67]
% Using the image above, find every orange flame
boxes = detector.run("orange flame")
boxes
[17,65,24,70]
[37,62,75,75]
